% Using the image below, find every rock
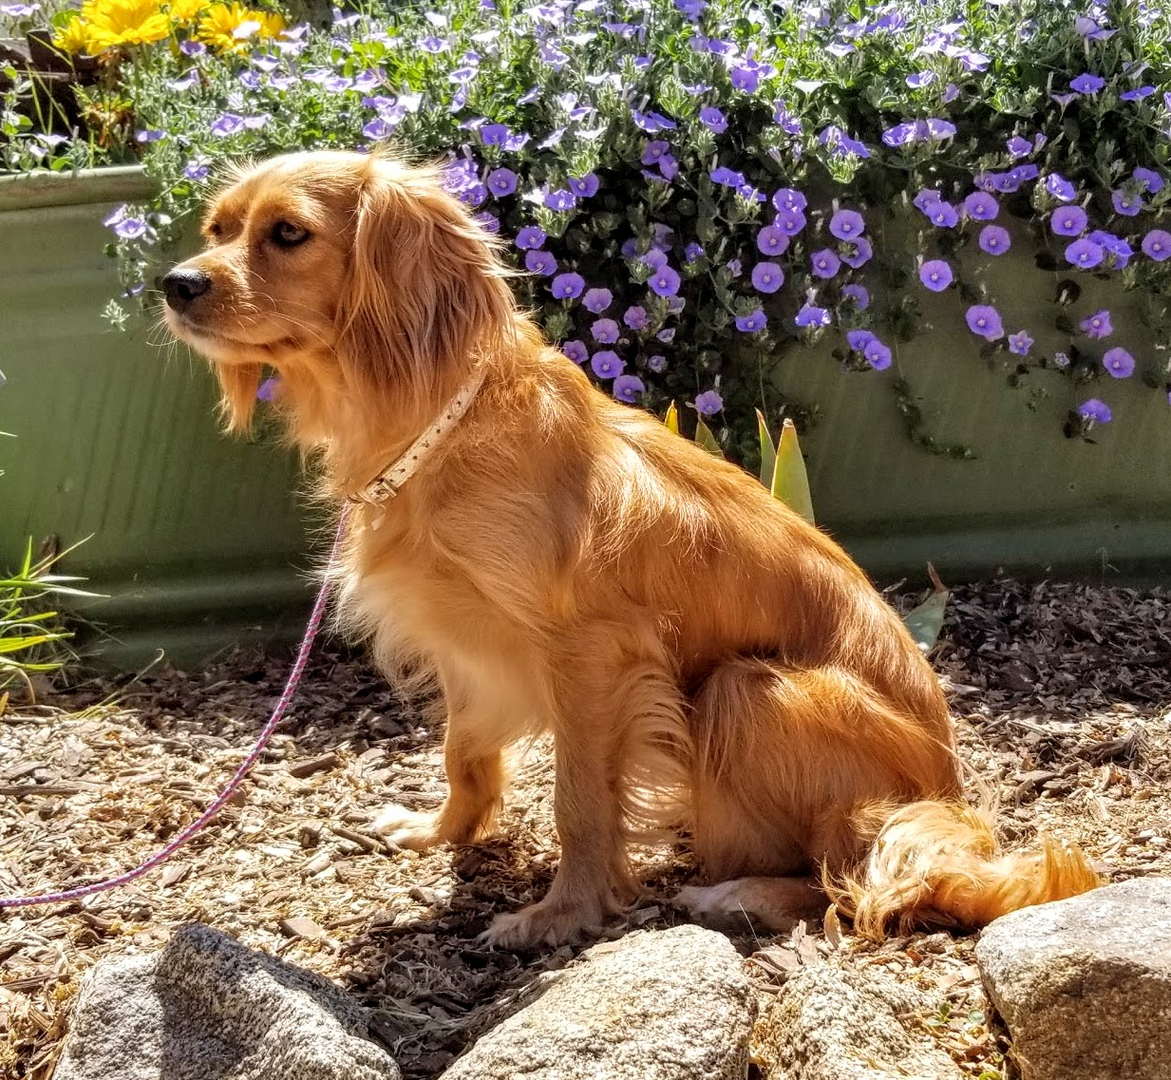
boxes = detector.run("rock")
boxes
[757,966,963,1080]
[442,924,755,1080]
[976,876,1171,1080]
[55,922,401,1080]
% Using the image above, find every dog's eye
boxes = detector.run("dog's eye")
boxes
[208,221,223,238]
[271,221,310,248]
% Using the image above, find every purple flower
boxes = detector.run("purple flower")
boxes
[1006,136,1032,159]
[1080,310,1113,338]
[756,225,789,256]
[906,72,936,88]
[1070,73,1106,95]
[810,248,841,279]
[1054,351,1071,368]
[623,306,650,330]
[841,237,873,269]
[1051,206,1088,237]
[685,242,705,263]
[963,192,999,221]
[864,337,892,370]
[210,113,246,137]
[525,250,558,276]
[480,122,510,145]
[694,390,723,415]
[544,189,577,212]
[1142,229,1171,261]
[735,309,767,333]
[847,329,875,352]
[913,188,942,212]
[919,260,953,291]
[568,173,599,198]
[1065,238,1105,269]
[1089,230,1133,270]
[613,374,645,403]
[842,283,870,310]
[927,201,959,228]
[648,265,682,297]
[1134,168,1165,194]
[725,259,742,278]
[730,64,762,93]
[515,225,547,250]
[582,288,612,314]
[180,40,205,56]
[563,340,588,364]
[1008,330,1034,356]
[256,377,280,402]
[1103,347,1135,378]
[774,208,806,236]
[550,272,585,299]
[772,188,807,212]
[1120,86,1156,101]
[829,208,866,240]
[486,168,518,197]
[699,106,727,132]
[591,350,624,379]
[592,318,620,343]
[751,262,784,293]
[1078,398,1112,423]
[966,304,1004,340]
[642,140,670,166]
[710,165,747,188]
[1112,189,1144,216]
[795,304,831,329]
[1045,174,1077,202]
[113,217,147,240]
[183,160,210,181]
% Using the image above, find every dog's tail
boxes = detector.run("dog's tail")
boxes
[827,799,1099,938]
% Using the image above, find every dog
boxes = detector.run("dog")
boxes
[162,150,1098,947]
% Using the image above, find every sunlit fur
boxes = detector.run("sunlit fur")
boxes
[164,150,1098,947]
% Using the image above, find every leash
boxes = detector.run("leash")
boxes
[0,507,350,911]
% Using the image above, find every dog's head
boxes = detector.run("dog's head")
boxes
[163,150,515,434]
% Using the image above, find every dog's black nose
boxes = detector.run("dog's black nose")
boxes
[163,267,212,311]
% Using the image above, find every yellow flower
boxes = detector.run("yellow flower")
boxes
[52,13,95,54]
[81,0,172,49]
[196,1,283,52]
[165,0,207,27]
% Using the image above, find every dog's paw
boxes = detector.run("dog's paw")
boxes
[480,898,608,950]
[370,804,442,850]
[673,877,828,934]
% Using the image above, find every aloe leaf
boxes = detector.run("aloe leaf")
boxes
[771,419,815,525]
[904,563,950,653]
[694,418,725,458]
[756,409,777,487]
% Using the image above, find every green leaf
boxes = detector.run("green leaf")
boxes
[903,564,950,653]
[663,400,680,435]
[756,408,777,487]
[694,418,725,458]
[771,419,815,525]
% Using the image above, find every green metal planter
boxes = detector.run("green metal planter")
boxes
[0,166,315,668]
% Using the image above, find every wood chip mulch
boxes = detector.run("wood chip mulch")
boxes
[2,578,1169,1080]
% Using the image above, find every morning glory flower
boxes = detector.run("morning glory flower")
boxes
[1065,238,1105,268]
[841,284,870,310]
[1112,189,1144,216]
[906,72,936,88]
[1051,206,1088,237]
[1134,168,1165,194]
[966,304,1004,340]
[613,374,645,403]
[1078,398,1112,423]
[735,309,767,332]
[1006,136,1032,159]
[699,106,728,132]
[568,174,599,198]
[919,260,953,291]
[810,249,841,279]
[1070,73,1106,95]
[756,225,789,256]
[590,350,624,378]
[1142,229,1171,261]
[486,168,518,196]
[963,192,999,221]
[582,288,612,313]
[1080,310,1113,338]
[863,337,892,369]
[795,304,831,328]
[184,160,211,181]
[550,272,585,299]
[772,188,807,212]
[913,189,942,212]
[927,201,959,228]
[694,389,724,414]
[841,237,873,269]
[751,262,784,293]
[648,265,682,297]
[623,306,650,330]
[210,113,246,137]
[685,242,705,263]
[642,140,670,165]
[1044,174,1077,202]
[1120,86,1156,101]
[591,318,621,343]
[544,189,577,211]
[647,354,667,372]
[829,209,865,240]
[847,329,875,351]
[1008,330,1034,356]
[1089,231,1133,270]
[113,217,147,240]
[563,340,588,364]
[1054,351,1070,368]
[774,208,806,236]
[977,225,1011,256]
[710,166,747,188]
[1103,347,1135,378]
[525,249,558,275]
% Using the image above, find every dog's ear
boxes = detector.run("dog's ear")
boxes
[335,162,515,408]
[210,361,263,433]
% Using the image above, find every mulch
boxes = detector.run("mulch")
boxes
[2,578,1169,1079]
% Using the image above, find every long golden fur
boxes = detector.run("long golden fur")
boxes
[163,150,1098,947]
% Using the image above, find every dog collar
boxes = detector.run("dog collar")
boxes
[347,366,486,508]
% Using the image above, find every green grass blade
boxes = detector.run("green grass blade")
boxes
[756,409,777,487]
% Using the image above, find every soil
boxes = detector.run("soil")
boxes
[2,578,1169,1079]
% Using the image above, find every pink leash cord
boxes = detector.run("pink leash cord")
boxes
[0,508,350,911]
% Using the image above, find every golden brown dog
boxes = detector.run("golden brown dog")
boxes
[163,150,1098,947]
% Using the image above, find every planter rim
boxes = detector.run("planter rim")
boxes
[0,164,156,212]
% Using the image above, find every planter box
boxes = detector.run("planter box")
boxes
[0,166,315,668]
[775,221,1171,583]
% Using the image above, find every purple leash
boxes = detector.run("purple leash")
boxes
[0,508,350,911]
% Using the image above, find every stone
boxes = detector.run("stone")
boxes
[976,876,1171,1080]
[441,924,755,1080]
[757,966,963,1080]
[54,922,401,1080]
